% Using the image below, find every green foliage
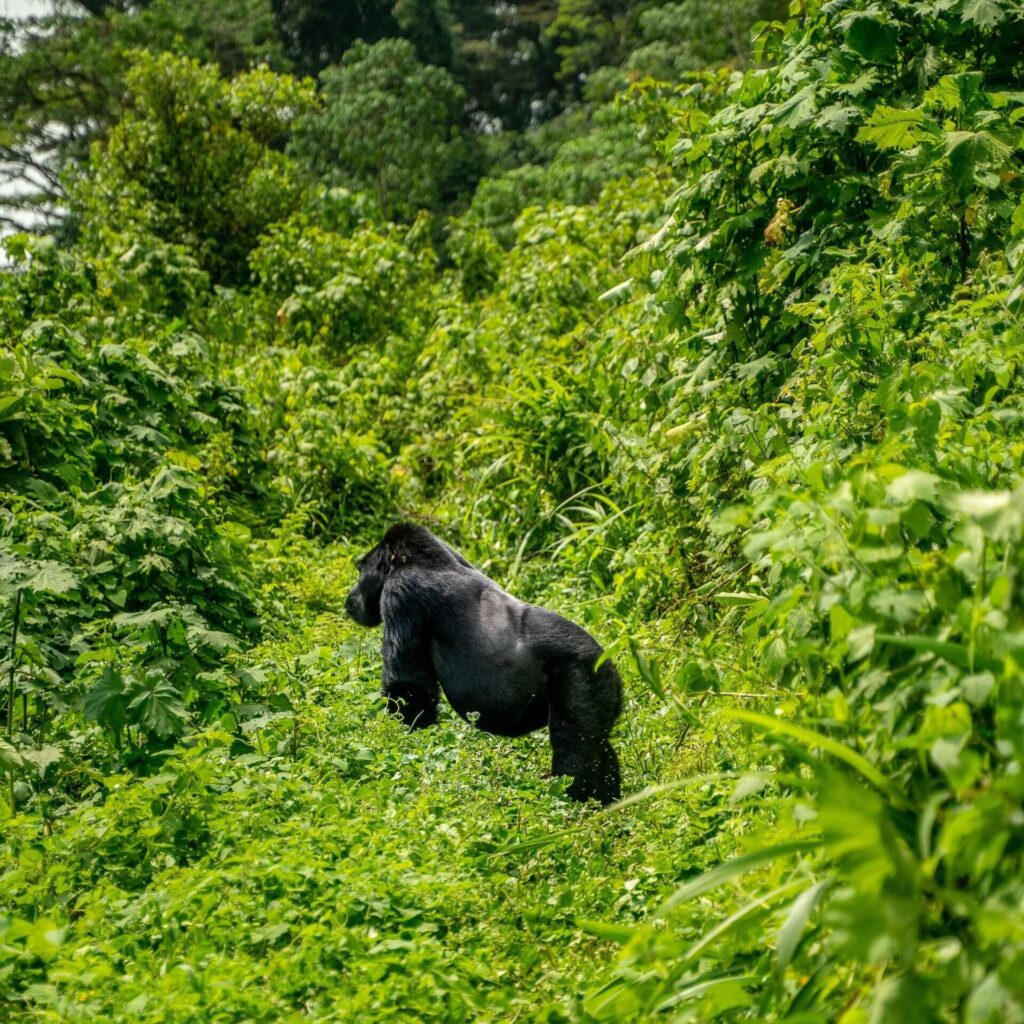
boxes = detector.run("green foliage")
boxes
[0,0,284,228]
[270,0,456,75]
[250,204,437,349]
[0,240,261,782]
[627,0,788,79]
[548,0,787,88]
[291,38,470,220]
[393,0,457,68]
[465,100,656,245]
[449,0,562,130]
[74,52,314,286]
[4,3,1024,1021]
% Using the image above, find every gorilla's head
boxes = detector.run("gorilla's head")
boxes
[344,542,389,627]
[345,523,468,627]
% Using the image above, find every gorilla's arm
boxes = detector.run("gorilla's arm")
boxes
[380,580,440,729]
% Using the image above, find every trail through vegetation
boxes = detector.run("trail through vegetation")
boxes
[3,0,1024,1020]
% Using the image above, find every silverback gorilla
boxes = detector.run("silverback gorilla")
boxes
[344,524,622,804]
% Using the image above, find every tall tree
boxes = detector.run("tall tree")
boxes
[450,0,560,129]
[393,0,456,69]
[0,0,283,232]
[546,0,788,93]
[269,0,455,76]
[291,37,469,220]
[74,52,313,284]
[269,0,396,76]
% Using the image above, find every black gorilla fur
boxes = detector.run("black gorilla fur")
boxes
[344,523,622,804]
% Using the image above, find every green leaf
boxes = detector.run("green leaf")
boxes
[0,394,23,423]
[945,130,1014,192]
[966,972,1011,1023]
[962,0,1006,28]
[845,16,898,64]
[128,677,189,738]
[886,469,941,503]
[597,279,634,304]
[21,560,79,596]
[925,73,985,112]
[951,490,1012,516]
[715,591,764,607]
[83,668,129,731]
[187,626,239,652]
[493,827,583,856]
[724,708,903,802]
[961,672,995,706]
[856,106,928,149]
[20,745,62,778]
[657,840,819,916]
[876,633,1001,672]
[685,882,802,962]
[847,623,876,661]
[0,738,26,772]
[630,641,667,701]
[776,880,828,972]
[657,973,756,1014]
[0,556,78,596]
[577,919,643,944]
[815,103,859,133]
[773,86,817,130]
[111,606,178,630]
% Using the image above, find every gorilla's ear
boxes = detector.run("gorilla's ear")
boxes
[385,536,411,566]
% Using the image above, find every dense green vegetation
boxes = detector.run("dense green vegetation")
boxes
[3,0,1024,1020]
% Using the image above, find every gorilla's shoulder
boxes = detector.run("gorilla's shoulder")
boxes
[382,522,434,548]
[383,522,473,571]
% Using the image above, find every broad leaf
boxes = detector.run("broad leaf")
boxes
[845,16,898,64]
[83,667,129,731]
[856,106,928,149]
[962,0,1006,28]
[128,677,189,737]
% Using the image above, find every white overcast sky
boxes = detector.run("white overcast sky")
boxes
[2,0,56,16]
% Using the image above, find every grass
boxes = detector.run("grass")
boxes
[2,539,755,1022]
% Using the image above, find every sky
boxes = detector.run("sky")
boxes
[1,1,55,15]
[1,0,58,236]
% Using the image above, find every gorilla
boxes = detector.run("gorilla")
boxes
[344,523,622,804]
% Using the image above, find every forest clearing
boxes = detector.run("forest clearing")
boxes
[2,1,1024,1020]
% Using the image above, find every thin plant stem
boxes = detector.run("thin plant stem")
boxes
[7,589,21,737]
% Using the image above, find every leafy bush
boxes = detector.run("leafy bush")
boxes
[4,6,1024,1021]
[250,210,436,351]
[0,247,260,777]
[291,37,471,220]
[72,52,315,286]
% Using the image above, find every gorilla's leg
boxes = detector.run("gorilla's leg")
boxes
[548,659,621,804]
[595,738,621,806]
[384,679,440,729]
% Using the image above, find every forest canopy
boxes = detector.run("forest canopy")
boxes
[2,0,1024,1021]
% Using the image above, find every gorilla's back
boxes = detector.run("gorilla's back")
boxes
[427,571,551,736]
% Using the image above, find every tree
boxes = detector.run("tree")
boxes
[626,0,787,79]
[450,0,561,129]
[291,38,468,220]
[0,0,284,233]
[546,0,788,93]
[269,0,455,76]
[269,0,396,76]
[73,52,314,285]
[393,0,456,69]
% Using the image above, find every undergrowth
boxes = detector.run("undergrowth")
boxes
[3,0,1024,1020]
